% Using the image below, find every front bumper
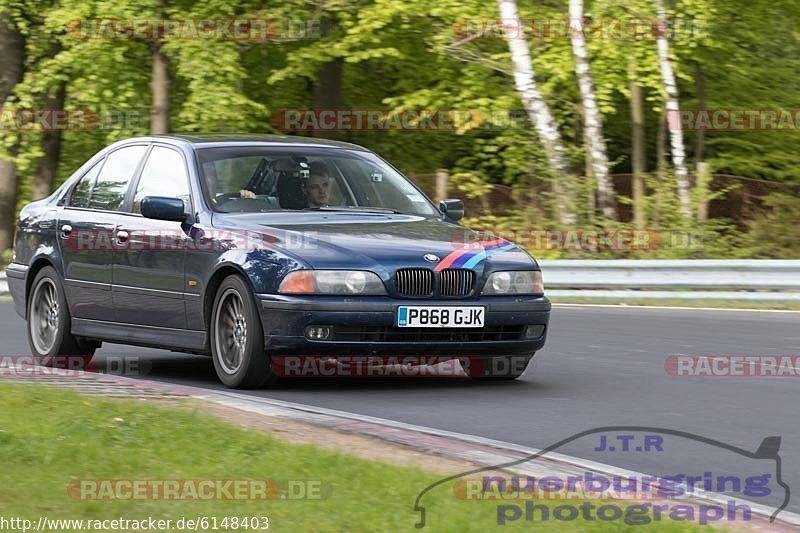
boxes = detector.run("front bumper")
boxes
[258,295,551,357]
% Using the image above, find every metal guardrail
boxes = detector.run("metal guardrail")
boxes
[2,261,800,300]
[539,260,800,300]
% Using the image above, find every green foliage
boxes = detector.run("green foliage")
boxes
[450,172,493,199]
[1,247,12,268]
[739,193,800,258]
[0,0,798,257]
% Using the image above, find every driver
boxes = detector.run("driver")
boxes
[240,160,332,208]
[301,161,331,208]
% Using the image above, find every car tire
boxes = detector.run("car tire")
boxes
[463,354,534,380]
[210,275,276,389]
[26,266,96,368]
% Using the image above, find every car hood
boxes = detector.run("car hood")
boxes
[211,212,537,273]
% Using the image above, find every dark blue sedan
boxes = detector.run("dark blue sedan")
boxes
[7,135,550,388]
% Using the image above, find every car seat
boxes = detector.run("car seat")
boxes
[275,158,310,209]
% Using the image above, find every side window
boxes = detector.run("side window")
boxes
[132,147,191,214]
[68,161,103,208]
[87,145,147,211]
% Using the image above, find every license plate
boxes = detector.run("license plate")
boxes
[397,306,485,328]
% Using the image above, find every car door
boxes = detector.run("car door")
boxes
[58,145,148,321]
[111,144,192,329]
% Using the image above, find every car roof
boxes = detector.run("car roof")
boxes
[121,134,370,152]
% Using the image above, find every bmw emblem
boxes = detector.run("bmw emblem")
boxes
[424,254,439,262]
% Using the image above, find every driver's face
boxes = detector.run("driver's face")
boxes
[303,175,330,207]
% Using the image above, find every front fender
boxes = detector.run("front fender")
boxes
[207,248,306,295]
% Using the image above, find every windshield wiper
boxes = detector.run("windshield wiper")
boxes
[303,206,407,215]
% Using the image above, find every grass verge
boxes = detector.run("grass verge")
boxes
[0,382,710,531]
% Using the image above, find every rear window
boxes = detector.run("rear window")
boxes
[86,145,147,211]
[68,161,103,208]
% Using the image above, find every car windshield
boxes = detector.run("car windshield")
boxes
[196,146,438,216]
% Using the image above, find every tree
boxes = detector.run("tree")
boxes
[0,8,25,251]
[629,60,646,230]
[2,0,799,262]
[654,0,690,218]
[31,81,65,199]
[150,42,169,134]
[24,25,66,201]
[496,0,575,224]
[568,0,616,220]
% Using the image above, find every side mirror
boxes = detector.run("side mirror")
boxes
[439,199,464,222]
[141,196,188,223]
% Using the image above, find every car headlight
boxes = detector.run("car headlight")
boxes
[278,270,386,295]
[482,271,543,295]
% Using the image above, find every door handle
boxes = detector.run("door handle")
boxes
[60,224,72,239]
[115,229,130,246]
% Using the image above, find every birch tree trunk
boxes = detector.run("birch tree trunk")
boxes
[497,0,575,224]
[0,13,25,252]
[569,0,617,220]
[654,0,691,218]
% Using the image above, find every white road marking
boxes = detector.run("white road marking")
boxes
[553,303,800,313]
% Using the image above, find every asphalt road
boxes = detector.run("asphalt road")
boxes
[3,303,799,515]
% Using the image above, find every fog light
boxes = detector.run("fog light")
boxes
[305,326,332,340]
[524,325,545,339]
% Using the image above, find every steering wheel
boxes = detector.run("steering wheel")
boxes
[214,192,247,208]
[215,193,280,213]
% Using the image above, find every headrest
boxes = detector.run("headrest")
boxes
[273,157,310,179]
